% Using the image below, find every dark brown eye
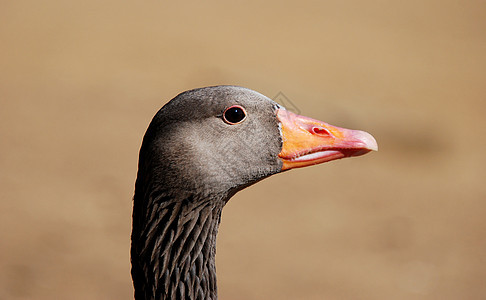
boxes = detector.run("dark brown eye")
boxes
[223,105,246,124]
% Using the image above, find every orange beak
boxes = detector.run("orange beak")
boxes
[277,109,378,171]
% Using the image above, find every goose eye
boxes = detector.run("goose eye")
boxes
[223,105,246,124]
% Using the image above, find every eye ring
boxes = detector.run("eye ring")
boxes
[223,105,247,124]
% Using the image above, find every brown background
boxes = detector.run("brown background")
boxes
[1,1,485,299]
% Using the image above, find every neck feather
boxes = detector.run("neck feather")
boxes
[131,188,225,300]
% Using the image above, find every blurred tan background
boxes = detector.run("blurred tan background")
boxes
[1,1,485,299]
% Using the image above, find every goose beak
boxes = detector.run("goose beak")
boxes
[277,109,378,171]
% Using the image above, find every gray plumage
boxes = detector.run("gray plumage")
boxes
[132,86,283,299]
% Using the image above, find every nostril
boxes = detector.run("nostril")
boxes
[312,126,332,136]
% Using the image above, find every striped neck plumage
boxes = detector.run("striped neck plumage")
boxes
[131,190,225,300]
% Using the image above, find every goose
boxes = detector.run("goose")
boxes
[131,86,377,299]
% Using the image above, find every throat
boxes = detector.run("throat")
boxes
[131,192,225,300]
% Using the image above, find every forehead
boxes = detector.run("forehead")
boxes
[163,86,276,118]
